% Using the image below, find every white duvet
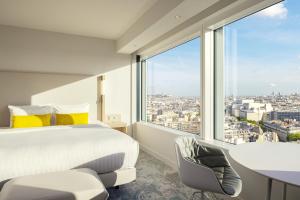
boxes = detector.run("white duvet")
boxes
[0,124,139,183]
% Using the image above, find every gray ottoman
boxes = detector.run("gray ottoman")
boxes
[0,168,108,200]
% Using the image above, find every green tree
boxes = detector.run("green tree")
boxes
[237,117,259,126]
[287,133,300,141]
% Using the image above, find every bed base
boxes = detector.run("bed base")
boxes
[98,167,136,188]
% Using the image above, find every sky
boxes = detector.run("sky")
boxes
[225,0,300,96]
[147,0,300,97]
[147,38,200,97]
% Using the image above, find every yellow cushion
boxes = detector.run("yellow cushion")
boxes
[12,114,51,128]
[56,113,88,125]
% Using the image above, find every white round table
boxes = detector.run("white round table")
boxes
[229,142,300,200]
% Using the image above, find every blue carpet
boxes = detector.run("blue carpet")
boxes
[107,151,241,200]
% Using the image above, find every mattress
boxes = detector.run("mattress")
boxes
[0,124,139,183]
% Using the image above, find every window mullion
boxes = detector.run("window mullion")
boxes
[214,27,225,141]
[201,26,215,140]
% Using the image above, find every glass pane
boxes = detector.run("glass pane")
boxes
[144,38,201,134]
[220,1,300,144]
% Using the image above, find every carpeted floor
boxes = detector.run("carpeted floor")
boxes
[107,151,241,200]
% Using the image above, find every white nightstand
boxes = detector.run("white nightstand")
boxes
[105,122,127,134]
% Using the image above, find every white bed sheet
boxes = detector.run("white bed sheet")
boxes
[0,124,139,183]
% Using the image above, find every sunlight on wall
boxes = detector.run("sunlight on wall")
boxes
[31,65,132,124]
[31,76,98,121]
[104,65,131,124]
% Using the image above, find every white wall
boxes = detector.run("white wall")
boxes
[0,25,132,127]
[0,71,89,126]
[0,25,129,75]
[104,66,132,126]
[31,74,98,121]
[30,66,133,128]
[135,122,300,200]
[0,68,132,128]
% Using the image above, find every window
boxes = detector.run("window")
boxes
[142,38,201,134]
[215,1,300,144]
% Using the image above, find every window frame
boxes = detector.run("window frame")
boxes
[136,0,282,143]
[211,0,286,143]
[139,36,203,135]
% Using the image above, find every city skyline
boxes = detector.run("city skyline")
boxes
[225,0,300,96]
[146,0,300,97]
[147,91,300,98]
[145,0,300,144]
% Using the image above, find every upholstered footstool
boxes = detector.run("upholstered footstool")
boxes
[0,168,108,200]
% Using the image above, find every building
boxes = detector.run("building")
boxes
[270,111,300,121]
[264,120,300,141]
[230,100,273,121]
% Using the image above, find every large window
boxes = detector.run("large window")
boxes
[215,1,300,144]
[142,38,201,134]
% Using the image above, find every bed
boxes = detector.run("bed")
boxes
[0,124,139,188]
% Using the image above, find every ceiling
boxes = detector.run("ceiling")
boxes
[0,0,250,55]
[0,0,157,39]
[0,0,269,74]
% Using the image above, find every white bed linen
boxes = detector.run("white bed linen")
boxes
[0,124,139,183]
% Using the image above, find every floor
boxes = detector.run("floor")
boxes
[107,151,241,200]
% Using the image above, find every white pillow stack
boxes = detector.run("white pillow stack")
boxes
[8,105,53,128]
[8,104,90,127]
[52,103,90,125]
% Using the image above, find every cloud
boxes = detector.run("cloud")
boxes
[269,83,277,87]
[256,3,288,19]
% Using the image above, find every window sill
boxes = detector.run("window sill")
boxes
[136,121,194,136]
[136,121,235,151]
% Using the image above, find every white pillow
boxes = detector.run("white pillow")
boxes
[53,103,90,114]
[8,105,53,127]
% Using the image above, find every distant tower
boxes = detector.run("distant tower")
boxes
[157,109,163,115]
